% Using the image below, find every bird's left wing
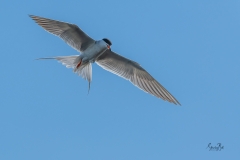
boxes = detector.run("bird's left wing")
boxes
[29,15,95,52]
[96,50,180,105]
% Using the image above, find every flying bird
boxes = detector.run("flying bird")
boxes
[29,15,180,105]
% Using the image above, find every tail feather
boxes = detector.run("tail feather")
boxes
[37,55,79,68]
[74,63,92,93]
[37,55,92,92]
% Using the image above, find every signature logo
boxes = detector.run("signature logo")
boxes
[206,143,224,151]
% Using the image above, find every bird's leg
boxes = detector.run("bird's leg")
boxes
[74,59,82,72]
[76,59,82,69]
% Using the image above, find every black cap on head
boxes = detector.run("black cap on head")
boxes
[102,38,112,46]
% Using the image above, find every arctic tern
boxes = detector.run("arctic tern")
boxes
[29,15,180,105]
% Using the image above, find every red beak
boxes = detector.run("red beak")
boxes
[107,45,110,49]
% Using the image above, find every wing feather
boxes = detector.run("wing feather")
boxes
[96,50,180,105]
[29,15,95,52]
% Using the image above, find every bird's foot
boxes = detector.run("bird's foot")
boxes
[74,59,82,72]
[76,59,82,69]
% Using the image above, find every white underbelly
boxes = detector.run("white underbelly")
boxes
[82,43,107,62]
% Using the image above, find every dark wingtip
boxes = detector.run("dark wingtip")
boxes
[28,14,35,18]
[174,100,181,106]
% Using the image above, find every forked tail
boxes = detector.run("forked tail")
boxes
[37,55,92,92]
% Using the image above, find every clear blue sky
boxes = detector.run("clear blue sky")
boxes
[1,0,240,159]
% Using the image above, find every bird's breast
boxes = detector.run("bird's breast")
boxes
[81,42,107,63]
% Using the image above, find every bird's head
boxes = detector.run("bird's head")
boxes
[102,38,112,49]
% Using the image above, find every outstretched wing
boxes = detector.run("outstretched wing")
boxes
[29,15,95,52]
[96,50,180,105]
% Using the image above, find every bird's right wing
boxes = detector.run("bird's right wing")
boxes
[96,50,180,105]
[29,15,95,52]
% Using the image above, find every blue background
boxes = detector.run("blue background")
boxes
[1,0,239,159]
